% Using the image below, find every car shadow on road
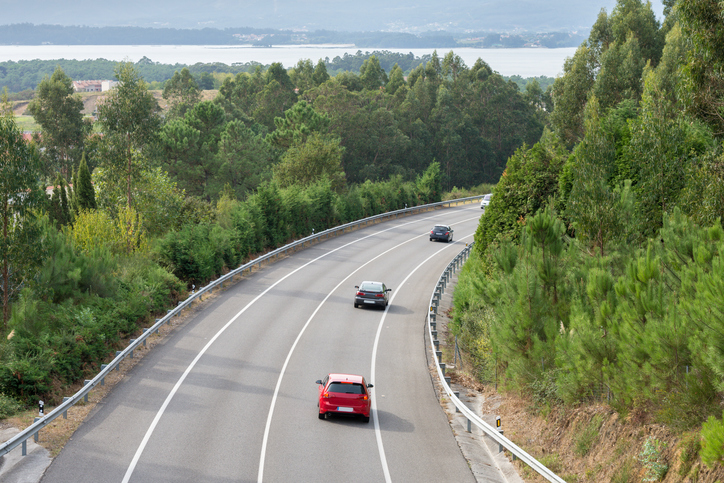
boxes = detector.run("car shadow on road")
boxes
[320,410,414,433]
[383,304,414,316]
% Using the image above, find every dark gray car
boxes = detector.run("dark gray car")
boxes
[354,281,391,308]
[429,225,453,242]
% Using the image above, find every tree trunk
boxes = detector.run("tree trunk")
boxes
[2,205,8,327]
[127,132,132,208]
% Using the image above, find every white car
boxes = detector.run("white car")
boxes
[481,193,492,210]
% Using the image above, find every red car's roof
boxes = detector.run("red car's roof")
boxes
[327,373,365,384]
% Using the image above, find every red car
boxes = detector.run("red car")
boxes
[316,373,373,423]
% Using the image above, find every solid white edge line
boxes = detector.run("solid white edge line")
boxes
[257,231,426,482]
[122,214,446,483]
[258,217,481,482]
[370,233,474,483]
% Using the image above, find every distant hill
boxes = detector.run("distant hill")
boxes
[0,24,585,48]
[2,0,664,33]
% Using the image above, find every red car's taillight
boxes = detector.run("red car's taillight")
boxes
[362,395,368,400]
[323,392,330,398]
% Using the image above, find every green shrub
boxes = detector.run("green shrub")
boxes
[701,411,724,467]
[0,393,24,418]
[638,437,669,482]
[0,351,54,405]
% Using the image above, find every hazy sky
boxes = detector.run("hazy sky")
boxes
[3,0,669,32]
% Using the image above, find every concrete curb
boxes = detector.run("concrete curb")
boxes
[0,428,51,483]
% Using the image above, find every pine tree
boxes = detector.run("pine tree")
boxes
[74,153,96,212]
[49,175,65,229]
[59,175,71,225]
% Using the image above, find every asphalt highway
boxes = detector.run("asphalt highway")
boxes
[41,205,483,483]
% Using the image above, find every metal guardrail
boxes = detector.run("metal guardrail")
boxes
[427,243,566,483]
[0,194,485,459]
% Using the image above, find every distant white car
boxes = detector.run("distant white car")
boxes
[481,193,492,210]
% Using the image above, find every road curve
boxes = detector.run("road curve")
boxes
[41,205,483,483]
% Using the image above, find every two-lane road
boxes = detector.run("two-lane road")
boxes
[42,205,483,483]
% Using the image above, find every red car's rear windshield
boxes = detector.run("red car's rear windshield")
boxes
[328,382,365,394]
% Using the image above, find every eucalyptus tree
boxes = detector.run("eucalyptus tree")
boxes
[678,0,724,137]
[162,67,201,120]
[96,61,161,208]
[0,115,44,327]
[26,66,89,178]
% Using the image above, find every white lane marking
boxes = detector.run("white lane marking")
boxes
[370,233,475,483]
[123,210,479,483]
[257,232,426,482]
[122,214,450,483]
[258,219,481,483]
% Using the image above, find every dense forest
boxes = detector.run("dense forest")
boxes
[0,23,585,49]
[0,51,555,95]
[1,44,531,419]
[450,0,724,475]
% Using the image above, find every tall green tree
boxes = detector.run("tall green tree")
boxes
[359,55,388,91]
[312,59,330,86]
[213,120,276,200]
[272,132,346,191]
[678,0,724,136]
[289,59,315,95]
[159,100,226,200]
[96,61,161,208]
[254,63,297,130]
[0,115,44,327]
[563,96,640,255]
[73,153,96,212]
[49,174,70,229]
[266,100,331,150]
[162,67,201,120]
[26,66,89,178]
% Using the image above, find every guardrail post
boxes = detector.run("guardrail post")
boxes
[430,321,436,330]
[433,340,439,350]
[155,319,160,334]
[445,376,451,385]
[467,418,472,432]
[454,391,460,412]
[63,397,70,418]
[100,364,107,385]
[142,329,148,346]
[84,380,91,403]
[431,330,437,339]
[22,439,26,456]
[33,418,40,442]
[440,363,446,376]
[436,351,442,362]
[115,351,122,370]
[129,340,135,358]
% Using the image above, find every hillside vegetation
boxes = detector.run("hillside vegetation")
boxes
[1,46,513,416]
[450,0,724,480]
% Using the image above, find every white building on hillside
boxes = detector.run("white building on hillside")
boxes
[73,80,118,92]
